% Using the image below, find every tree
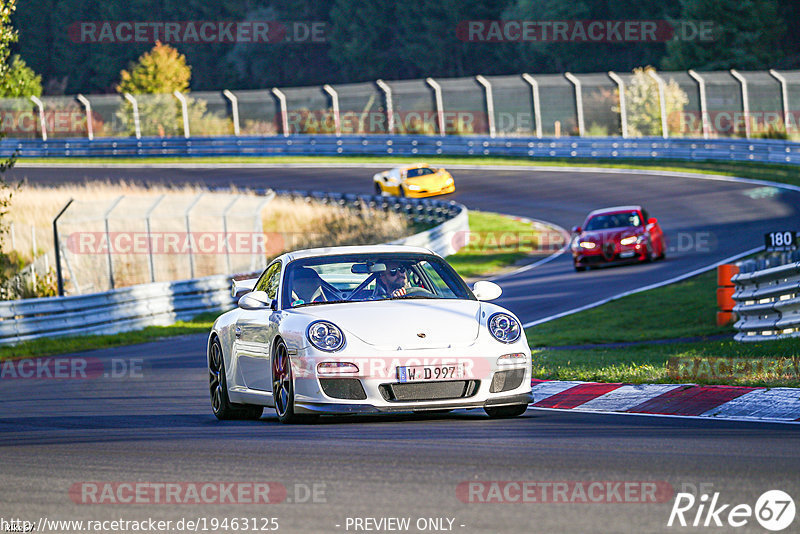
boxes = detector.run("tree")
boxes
[0,55,42,97]
[618,67,688,137]
[117,41,191,95]
[662,0,785,70]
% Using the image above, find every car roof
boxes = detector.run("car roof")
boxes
[277,244,437,263]
[587,205,643,217]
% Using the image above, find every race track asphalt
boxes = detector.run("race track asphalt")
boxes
[3,164,800,533]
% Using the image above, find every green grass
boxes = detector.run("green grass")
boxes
[527,270,730,347]
[0,311,219,361]
[526,271,800,387]
[18,156,800,189]
[447,210,550,279]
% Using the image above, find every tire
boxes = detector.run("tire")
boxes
[209,337,263,421]
[398,185,406,197]
[574,264,586,272]
[484,404,528,418]
[374,182,382,195]
[271,340,317,424]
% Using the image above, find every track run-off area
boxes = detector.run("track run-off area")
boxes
[2,163,800,533]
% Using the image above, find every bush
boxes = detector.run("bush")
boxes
[616,67,688,137]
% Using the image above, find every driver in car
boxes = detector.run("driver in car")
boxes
[373,261,409,298]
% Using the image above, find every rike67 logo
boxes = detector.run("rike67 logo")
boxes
[668,490,795,531]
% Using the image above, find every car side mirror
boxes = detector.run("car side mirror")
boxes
[571,226,582,234]
[472,280,502,301]
[648,217,657,225]
[238,290,272,310]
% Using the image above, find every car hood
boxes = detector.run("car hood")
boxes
[580,226,641,243]
[405,171,450,186]
[295,299,481,349]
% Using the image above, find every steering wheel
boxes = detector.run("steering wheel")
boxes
[404,287,433,297]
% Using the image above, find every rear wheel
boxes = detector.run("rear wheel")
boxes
[209,338,263,420]
[485,404,528,418]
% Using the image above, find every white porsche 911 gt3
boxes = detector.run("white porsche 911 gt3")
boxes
[208,245,533,423]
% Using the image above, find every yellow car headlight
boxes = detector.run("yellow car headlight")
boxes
[406,184,422,191]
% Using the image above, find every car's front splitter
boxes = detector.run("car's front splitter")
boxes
[293,391,533,415]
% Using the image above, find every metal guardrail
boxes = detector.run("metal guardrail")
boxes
[0,193,468,345]
[6,135,800,165]
[732,256,800,342]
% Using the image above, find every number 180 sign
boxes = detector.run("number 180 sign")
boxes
[765,231,799,251]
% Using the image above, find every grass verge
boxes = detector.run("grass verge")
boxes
[526,270,800,387]
[1,211,548,360]
[447,210,554,279]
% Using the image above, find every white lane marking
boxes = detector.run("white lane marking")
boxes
[530,406,800,425]
[701,388,800,421]
[522,245,764,328]
[577,384,684,412]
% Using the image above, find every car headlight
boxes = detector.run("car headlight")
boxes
[488,313,521,344]
[620,235,642,246]
[307,321,345,352]
[579,241,597,249]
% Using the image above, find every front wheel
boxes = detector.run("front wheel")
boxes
[574,264,586,272]
[374,182,382,195]
[271,340,317,424]
[485,404,528,418]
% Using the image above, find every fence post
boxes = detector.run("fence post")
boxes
[145,194,165,283]
[271,88,289,136]
[475,75,496,138]
[53,199,74,296]
[322,84,341,136]
[376,79,394,134]
[730,69,750,138]
[608,71,628,138]
[647,70,669,139]
[564,72,584,137]
[688,70,710,139]
[173,91,190,138]
[30,96,47,141]
[426,77,445,136]
[185,194,204,279]
[222,90,240,136]
[76,94,94,140]
[123,93,141,139]
[769,69,790,135]
[521,73,543,138]
[104,196,124,289]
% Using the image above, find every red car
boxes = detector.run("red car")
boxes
[570,206,666,271]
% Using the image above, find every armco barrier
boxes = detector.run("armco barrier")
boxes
[0,194,467,345]
[732,258,800,342]
[5,135,800,165]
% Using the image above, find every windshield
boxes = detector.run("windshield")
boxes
[281,253,473,308]
[584,211,641,231]
[405,167,435,178]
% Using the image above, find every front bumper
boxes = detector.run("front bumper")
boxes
[294,391,533,414]
[573,243,648,266]
[404,182,456,198]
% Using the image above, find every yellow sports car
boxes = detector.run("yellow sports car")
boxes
[373,164,455,198]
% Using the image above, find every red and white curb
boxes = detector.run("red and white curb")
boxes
[530,380,800,424]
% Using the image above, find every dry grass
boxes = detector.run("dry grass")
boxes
[3,181,413,294]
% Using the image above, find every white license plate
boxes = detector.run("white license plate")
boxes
[619,251,636,258]
[397,364,464,382]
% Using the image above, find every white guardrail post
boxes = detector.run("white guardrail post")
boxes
[222,90,240,136]
[76,94,94,140]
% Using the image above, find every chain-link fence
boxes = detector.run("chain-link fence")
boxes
[53,192,273,295]
[5,68,800,140]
